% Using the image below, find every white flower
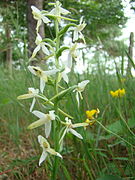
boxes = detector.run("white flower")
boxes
[59,117,87,143]
[17,88,39,112]
[38,135,62,166]
[61,68,70,83]
[67,43,78,69]
[28,66,59,93]
[49,1,70,22]
[72,17,86,43]
[75,80,90,107]
[31,33,50,59]
[31,6,51,32]
[28,110,55,138]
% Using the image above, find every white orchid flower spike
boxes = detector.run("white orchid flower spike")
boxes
[17,88,39,112]
[75,80,90,107]
[38,135,62,166]
[28,66,59,93]
[73,17,86,43]
[59,117,88,143]
[49,1,70,22]
[31,6,51,32]
[28,110,55,138]
[31,33,51,59]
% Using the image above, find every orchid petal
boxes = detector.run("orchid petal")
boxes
[40,78,45,93]
[17,93,34,99]
[31,45,40,58]
[41,44,50,55]
[69,128,83,139]
[32,110,46,118]
[27,118,48,129]
[44,69,59,76]
[30,97,36,112]
[61,71,69,83]
[45,121,52,138]
[42,16,51,24]
[39,151,48,166]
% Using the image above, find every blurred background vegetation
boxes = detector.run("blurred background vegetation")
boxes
[0,0,135,179]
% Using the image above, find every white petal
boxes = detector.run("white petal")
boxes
[59,7,70,15]
[73,30,78,41]
[36,19,42,32]
[42,16,51,24]
[49,110,55,120]
[59,127,68,144]
[69,128,83,139]
[17,93,34,99]
[76,92,80,107]
[40,78,45,93]
[72,122,88,128]
[28,87,39,94]
[35,33,42,44]
[49,8,56,15]
[44,69,59,76]
[38,135,50,148]
[78,80,90,90]
[46,148,62,158]
[56,152,63,159]
[61,71,69,83]
[39,151,48,166]
[27,118,48,129]
[45,121,52,138]
[30,98,36,112]
[31,6,41,14]
[28,66,37,76]
[32,110,46,118]
[41,45,50,55]
[31,45,40,58]
[67,53,72,69]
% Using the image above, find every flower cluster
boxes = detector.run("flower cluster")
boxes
[85,109,100,126]
[17,1,90,166]
[110,88,126,98]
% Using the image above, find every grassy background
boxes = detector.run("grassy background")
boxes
[0,59,135,180]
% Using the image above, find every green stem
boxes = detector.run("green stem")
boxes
[39,95,73,119]
[51,18,60,180]
[115,99,135,137]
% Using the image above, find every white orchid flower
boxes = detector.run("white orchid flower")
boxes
[67,43,78,69]
[59,59,70,83]
[75,80,90,107]
[28,110,55,138]
[49,1,70,22]
[72,17,86,43]
[59,117,87,143]
[28,66,59,93]
[31,6,51,32]
[38,135,62,166]
[61,68,69,83]
[17,88,40,112]
[31,33,51,59]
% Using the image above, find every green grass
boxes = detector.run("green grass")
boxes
[0,63,135,180]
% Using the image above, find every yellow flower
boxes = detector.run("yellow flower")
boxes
[110,88,125,98]
[85,108,100,126]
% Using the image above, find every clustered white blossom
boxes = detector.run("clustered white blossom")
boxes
[18,1,89,166]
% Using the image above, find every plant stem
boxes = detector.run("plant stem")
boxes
[51,18,60,180]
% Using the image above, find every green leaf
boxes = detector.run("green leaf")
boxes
[42,38,56,47]
[58,23,76,38]
[96,175,123,180]
[56,46,69,59]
